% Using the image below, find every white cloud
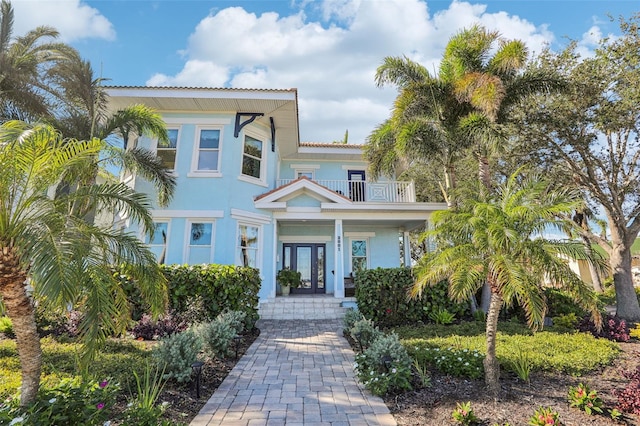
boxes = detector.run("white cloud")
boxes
[11,0,115,42]
[145,0,556,144]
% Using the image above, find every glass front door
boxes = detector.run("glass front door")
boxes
[283,243,325,294]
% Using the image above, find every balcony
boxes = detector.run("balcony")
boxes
[276,179,416,203]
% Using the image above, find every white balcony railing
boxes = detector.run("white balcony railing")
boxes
[276,179,416,203]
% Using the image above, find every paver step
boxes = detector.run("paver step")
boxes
[258,295,356,320]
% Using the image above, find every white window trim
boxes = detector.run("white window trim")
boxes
[230,209,272,224]
[154,126,181,173]
[290,164,321,169]
[190,125,224,177]
[183,219,216,264]
[294,168,316,180]
[348,237,369,273]
[143,219,171,260]
[238,130,267,186]
[235,221,263,270]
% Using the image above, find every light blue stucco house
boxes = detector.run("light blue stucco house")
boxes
[107,86,446,305]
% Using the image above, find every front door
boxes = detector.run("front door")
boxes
[348,170,366,202]
[283,243,325,294]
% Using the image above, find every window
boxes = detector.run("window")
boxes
[351,239,368,273]
[157,129,179,170]
[195,128,221,172]
[296,169,314,180]
[145,221,169,263]
[237,224,260,268]
[241,135,263,179]
[186,221,214,264]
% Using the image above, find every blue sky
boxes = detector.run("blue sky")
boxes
[11,0,639,143]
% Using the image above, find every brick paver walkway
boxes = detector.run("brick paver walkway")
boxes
[190,319,397,426]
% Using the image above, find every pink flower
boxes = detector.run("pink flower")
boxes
[99,380,108,388]
[96,402,105,410]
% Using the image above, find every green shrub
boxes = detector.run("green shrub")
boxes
[452,401,480,425]
[121,361,170,426]
[355,267,468,326]
[398,324,620,376]
[630,323,640,340]
[568,382,603,415]
[409,345,484,379]
[152,330,202,383]
[350,318,383,350]
[429,308,456,325]
[122,264,261,329]
[0,317,12,337]
[354,333,412,396]
[0,377,119,426]
[544,288,588,317]
[552,313,579,330]
[343,308,364,334]
[197,318,235,359]
[529,407,561,426]
[217,310,247,335]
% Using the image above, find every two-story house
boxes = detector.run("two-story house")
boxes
[106,86,446,314]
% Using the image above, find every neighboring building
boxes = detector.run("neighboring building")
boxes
[107,86,447,302]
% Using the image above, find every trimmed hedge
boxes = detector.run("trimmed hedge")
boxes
[123,264,260,330]
[354,267,468,326]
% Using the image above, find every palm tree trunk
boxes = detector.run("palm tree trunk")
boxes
[581,236,603,293]
[484,290,502,397]
[478,154,493,312]
[0,247,42,406]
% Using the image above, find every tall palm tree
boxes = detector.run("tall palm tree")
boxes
[46,52,175,206]
[0,0,73,121]
[0,121,168,406]
[365,56,475,206]
[412,170,603,396]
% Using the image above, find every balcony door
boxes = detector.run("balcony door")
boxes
[283,243,325,294]
[348,170,366,202]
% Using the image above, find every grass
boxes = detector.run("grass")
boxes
[395,321,620,376]
[0,336,152,399]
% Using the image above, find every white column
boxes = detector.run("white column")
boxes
[403,230,411,267]
[271,219,278,299]
[334,219,345,298]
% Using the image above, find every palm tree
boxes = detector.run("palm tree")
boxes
[0,121,168,406]
[47,52,175,206]
[412,170,603,396]
[0,0,74,121]
[365,56,475,206]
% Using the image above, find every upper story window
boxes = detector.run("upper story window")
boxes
[241,135,264,180]
[192,127,222,173]
[296,169,315,180]
[157,129,179,170]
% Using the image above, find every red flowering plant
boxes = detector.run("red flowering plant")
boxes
[452,401,479,425]
[528,407,562,426]
[568,383,603,415]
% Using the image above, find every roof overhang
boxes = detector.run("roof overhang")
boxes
[105,86,300,152]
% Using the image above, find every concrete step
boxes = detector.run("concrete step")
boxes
[258,295,356,320]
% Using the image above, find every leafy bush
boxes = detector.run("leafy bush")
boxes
[398,323,620,376]
[428,308,456,325]
[578,314,630,342]
[0,317,13,338]
[544,288,588,317]
[615,366,640,415]
[122,264,261,329]
[355,267,468,326]
[409,345,484,379]
[131,311,188,341]
[217,310,247,335]
[152,330,202,383]
[197,318,235,359]
[121,361,170,426]
[350,318,383,350]
[0,377,118,426]
[551,313,579,330]
[509,347,533,382]
[452,401,480,425]
[529,407,562,426]
[568,383,603,415]
[354,333,412,396]
[630,323,640,340]
[343,308,364,334]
